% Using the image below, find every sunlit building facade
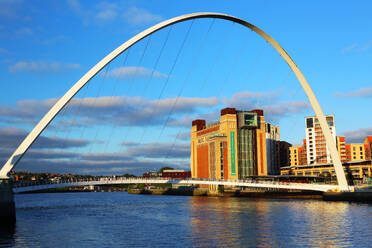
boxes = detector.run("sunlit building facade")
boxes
[364,136,372,160]
[190,108,281,180]
[289,139,307,166]
[337,136,372,162]
[336,136,348,162]
[305,115,336,165]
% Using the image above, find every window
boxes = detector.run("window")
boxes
[326,116,334,127]
[306,118,314,128]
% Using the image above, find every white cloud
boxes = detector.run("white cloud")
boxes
[0,48,9,54]
[340,127,372,143]
[9,61,81,73]
[223,91,280,109]
[223,91,311,122]
[122,7,162,26]
[15,27,33,36]
[0,0,22,19]
[106,66,167,78]
[120,141,190,159]
[341,40,372,53]
[0,95,220,127]
[95,2,118,21]
[170,132,190,141]
[0,127,90,149]
[262,101,311,122]
[96,8,117,21]
[334,87,372,98]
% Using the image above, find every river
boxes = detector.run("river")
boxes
[0,192,371,247]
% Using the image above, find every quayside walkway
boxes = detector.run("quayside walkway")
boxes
[13,177,346,193]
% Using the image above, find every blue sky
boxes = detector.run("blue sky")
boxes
[0,0,371,175]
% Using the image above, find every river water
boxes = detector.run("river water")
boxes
[1,192,371,247]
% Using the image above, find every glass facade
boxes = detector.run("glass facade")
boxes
[220,141,225,178]
[237,128,256,178]
[209,142,215,179]
[230,131,236,176]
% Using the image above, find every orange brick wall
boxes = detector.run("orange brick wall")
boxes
[197,144,209,178]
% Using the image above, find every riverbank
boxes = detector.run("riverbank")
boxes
[128,188,324,199]
[17,186,372,203]
[128,187,372,202]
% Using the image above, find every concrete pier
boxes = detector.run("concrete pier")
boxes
[0,179,16,224]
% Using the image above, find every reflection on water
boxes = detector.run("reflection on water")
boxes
[188,197,372,248]
[0,193,371,247]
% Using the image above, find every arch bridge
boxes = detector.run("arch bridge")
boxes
[13,177,342,193]
[1,12,349,191]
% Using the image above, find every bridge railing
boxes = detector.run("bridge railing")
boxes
[13,177,342,191]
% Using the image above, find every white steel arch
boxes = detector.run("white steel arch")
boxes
[0,12,349,190]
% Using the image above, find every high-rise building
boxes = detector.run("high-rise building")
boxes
[190,108,281,180]
[305,115,336,165]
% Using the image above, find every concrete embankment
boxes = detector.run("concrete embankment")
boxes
[128,188,324,199]
[129,188,372,202]
[323,192,372,202]
[128,188,208,196]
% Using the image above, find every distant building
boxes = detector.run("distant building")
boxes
[279,141,291,168]
[350,143,366,161]
[336,136,348,162]
[162,170,191,178]
[190,108,281,180]
[336,135,372,162]
[281,160,372,183]
[305,115,336,165]
[289,139,307,166]
[364,136,372,160]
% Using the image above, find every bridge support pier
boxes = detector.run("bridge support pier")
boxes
[0,179,16,224]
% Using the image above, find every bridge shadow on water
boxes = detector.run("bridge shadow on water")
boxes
[0,223,15,247]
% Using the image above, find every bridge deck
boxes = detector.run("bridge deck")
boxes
[13,178,345,193]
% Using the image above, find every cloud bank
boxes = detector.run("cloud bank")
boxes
[9,61,81,74]
[334,87,372,98]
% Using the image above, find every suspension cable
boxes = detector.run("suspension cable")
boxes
[103,36,152,154]
[158,19,215,143]
[119,25,173,152]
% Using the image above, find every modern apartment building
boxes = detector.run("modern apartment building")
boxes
[305,115,336,165]
[190,108,281,180]
[336,136,348,162]
[289,139,307,166]
[337,135,372,162]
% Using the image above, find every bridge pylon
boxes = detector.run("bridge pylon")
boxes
[0,179,16,224]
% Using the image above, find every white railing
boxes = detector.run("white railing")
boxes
[13,177,346,193]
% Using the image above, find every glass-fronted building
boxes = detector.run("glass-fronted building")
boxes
[190,108,281,180]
